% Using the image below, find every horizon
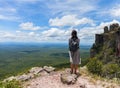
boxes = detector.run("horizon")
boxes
[0,41,92,46]
[1,0,120,44]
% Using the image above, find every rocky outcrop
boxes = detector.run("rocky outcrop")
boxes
[90,23,120,64]
[23,66,120,88]
[4,66,120,88]
[4,66,55,82]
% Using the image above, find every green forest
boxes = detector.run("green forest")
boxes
[0,43,90,80]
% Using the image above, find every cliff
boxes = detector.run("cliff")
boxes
[90,23,120,64]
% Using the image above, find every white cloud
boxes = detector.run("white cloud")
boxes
[28,32,35,36]
[78,19,120,44]
[46,0,98,16]
[19,22,40,31]
[0,14,20,21]
[109,5,120,17]
[0,6,19,21]
[49,15,94,27]
[1,20,120,44]
[15,0,39,3]
[98,19,120,29]
[0,7,16,13]
[42,28,65,37]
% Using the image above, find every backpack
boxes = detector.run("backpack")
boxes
[69,38,79,52]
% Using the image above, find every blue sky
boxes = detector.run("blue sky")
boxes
[0,0,120,45]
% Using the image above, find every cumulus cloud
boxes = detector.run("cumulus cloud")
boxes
[1,20,120,44]
[49,15,94,27]
[19,22,40,31]
[42,28,65,37]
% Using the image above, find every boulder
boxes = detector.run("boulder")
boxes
[16,74,32,81]
[39,70,49,76]
[29,67,43,75]
[43,66,55,73]
[61,73,78,84]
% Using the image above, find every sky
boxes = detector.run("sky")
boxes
[0,0,120,45]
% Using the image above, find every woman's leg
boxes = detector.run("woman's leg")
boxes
[70,63,74,74]
[74,64,78,74]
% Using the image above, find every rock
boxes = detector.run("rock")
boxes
[80,84,87,88]
[109,23,119,31]
[61,73,78,84]
[104,26,109,33]
[90,43,97,57]
[95,34,103,45]
[39,70,49,76]
[16,74,32,81]
[29,67,43,75]
[43,66,55,73]
[4,76,16,82]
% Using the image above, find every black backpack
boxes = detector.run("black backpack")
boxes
[69,38,79,52]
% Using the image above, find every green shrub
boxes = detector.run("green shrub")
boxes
[0,80,22,88]
[87,57,103,75]
[102,63,120,78]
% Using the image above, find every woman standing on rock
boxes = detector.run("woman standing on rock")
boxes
[69,30,80,74]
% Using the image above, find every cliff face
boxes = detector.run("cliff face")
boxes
[90,23,120,64]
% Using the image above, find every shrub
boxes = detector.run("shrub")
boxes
[87,57,103,75]
[102,63,120,78]
[0,80,22,88]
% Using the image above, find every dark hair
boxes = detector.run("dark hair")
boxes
[71,30,78,39]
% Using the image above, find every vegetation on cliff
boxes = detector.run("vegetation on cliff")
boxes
[88,23,120,79]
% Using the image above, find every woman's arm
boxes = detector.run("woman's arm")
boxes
[68,38,71,51]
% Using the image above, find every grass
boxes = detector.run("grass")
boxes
[80,66,120,86]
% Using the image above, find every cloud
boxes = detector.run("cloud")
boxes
[0,14,20,21]
[0,7,16,13]
[109,5,120,17]
[78,19,120,44]
[98,19,120,29]
[14,0,39,3]
[0,7,19,21]
[42,28,65,37]
[0,20,120,44]
[46,0,98,16]
[0,6,20,21]
[19,22,41,31]
[49,15,95,27]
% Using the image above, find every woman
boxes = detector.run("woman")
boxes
[69,30,80,74]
